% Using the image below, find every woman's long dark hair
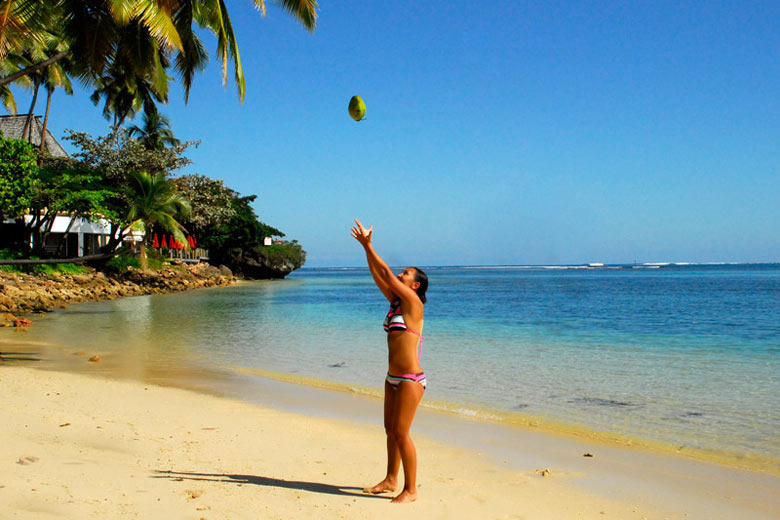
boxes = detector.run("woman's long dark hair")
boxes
[412,267,428,304]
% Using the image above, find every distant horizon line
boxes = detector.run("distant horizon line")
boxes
[299,261,780,270]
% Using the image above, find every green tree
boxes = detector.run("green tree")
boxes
[173,173,236,233]
[126,170,191,268]
[0,131,38,222]
[62,127,195,253]
[127,112,180,150]
[198,193,283,266]
[25,157,116,256]
[64,126,193,180]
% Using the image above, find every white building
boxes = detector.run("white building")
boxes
[21,215,143,257]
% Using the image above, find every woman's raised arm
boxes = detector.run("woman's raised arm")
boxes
[351,219,421,306]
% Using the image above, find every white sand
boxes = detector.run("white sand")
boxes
[1,366,777,519]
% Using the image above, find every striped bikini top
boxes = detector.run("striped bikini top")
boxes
[384,301,425,358]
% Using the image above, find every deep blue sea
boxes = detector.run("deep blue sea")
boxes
[6,263,779,468]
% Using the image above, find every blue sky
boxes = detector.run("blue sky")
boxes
[7,1,779,266]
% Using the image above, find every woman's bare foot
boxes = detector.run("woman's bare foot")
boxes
[363,477,397,494]
[390,490,417,503]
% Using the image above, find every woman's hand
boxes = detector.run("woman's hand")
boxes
[351,218,373,247]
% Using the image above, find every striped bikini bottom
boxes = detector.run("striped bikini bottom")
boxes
[386,372,427,389]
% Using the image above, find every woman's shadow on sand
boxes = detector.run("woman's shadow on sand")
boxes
[153,470,390,500]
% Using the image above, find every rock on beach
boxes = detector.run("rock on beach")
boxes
[0,263,235,326]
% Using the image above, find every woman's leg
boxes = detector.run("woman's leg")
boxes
[365,381,400,493]
[389,381,424,503]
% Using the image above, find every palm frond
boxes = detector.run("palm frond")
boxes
[108,0,183,51]
[276,0,317,31]
[173,1,207,103]
[217,0,244,101]
[0,83,17,112]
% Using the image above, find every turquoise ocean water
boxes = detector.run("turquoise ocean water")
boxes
[5,263,779,468]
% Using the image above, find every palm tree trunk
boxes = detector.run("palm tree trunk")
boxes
[139,241,147,269]
[39,86,53,159]
[22,83,40,142]
[0,50,70,86]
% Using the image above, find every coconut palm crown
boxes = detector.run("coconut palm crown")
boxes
[127,112,180,150]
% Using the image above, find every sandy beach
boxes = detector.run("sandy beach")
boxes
[1,365,778,520]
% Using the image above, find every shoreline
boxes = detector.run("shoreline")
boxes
[0,270,780,475]
[2,364,779,519]
[225,365,780,476]
[4,331,779,478]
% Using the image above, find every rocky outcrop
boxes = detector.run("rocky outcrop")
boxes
[228,246,304,279]
[0,262,235,326]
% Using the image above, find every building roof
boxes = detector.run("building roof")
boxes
[0,114,68,157]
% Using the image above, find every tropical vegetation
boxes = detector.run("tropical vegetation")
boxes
[126,170,191,268]
[0,128,305,276]
[0,0,312,276]
[0,0,318,125]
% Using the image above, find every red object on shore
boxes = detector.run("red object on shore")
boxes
[13,318,33,327]
[153,234,197,249]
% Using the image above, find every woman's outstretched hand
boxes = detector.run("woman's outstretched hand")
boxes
[351,218,373,247]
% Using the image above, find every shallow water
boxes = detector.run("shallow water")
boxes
[3,263,779,468]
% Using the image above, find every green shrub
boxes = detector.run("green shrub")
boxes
[105,253,141,273]
[146,256,164,270]
[25,262,87,275]
[105,252,164,272]
[0,249,89,274]
[53,263,90,274]
[0,248,23,272]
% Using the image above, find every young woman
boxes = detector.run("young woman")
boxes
[351,218,428,504]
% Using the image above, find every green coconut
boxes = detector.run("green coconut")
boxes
[348,95,366,121]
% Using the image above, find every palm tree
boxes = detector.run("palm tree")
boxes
[126,170,191,269]
[127,112,180,150]
[88,18,170,126]
[1,0,319,105]
[38,45,73,156]
[1,34,72,144]
[90,65,167,127]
